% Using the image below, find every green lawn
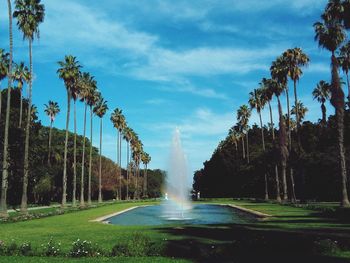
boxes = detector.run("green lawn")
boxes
[1,199,350,262]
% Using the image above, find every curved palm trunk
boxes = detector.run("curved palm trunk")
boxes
[259,110,268,200]
[88,106,93,205]
[47,119,53,165]
[268,101,281,202]
[246,131,249,164]
[98,117,103,203]
[80,103,87,207]
[277,96,288,201]
[0,0,13,218]
[331,54,350,207]
[126,142,129,200]
[72,100,77,207]
[21,39,33,214]
[19,89,23,128]
[62,90,71,208]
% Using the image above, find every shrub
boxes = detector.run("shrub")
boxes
[111,233,164,257]
[69,239,101,257]
[19,242,32,256]
[42,237,61,256]
[313,239,339,255]
[6,240,18,256]
[0,241,6,255]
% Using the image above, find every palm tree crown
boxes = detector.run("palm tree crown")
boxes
[0,49,10,81]
[13,0,45,41]
[13,62,30,91]
[57,56,81,94]
[44,100,60,122]
[313,80,331,104]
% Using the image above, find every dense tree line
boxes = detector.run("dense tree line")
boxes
[0,0,153,218]
[194,1,350,206]
[193,111,350,201]
[0,89,163,206]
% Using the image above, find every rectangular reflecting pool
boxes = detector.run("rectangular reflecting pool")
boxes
[105,204,256,226]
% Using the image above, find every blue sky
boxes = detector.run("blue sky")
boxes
[0,0,339,177]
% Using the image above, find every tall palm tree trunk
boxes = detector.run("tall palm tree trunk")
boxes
[277,96,288,201]
[321,103,327,125]
[268,101,281,202]
[143,164,147,198]
[47,120,53,165]
[21,39,33,214]
[62,90,71,208]
[119,132,122,200]
[286,88,296,202]
[98,118,103,203]
[0,85,2,122]
[346,73,350,103]
[19,90,23,128]
[241,136,245,159]
[126,142,129,200]
[331,54,350,207]
[116,131,119,200]
[88,106,93,205]
[246,131,249,164]
[259,111,268,200]
[80,103,87,207]
[72,100,77,207]
[0,0,13,218]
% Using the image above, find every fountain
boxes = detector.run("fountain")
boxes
[162,128,192,220]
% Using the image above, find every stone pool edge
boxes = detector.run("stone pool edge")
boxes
[90,205,151,224]
[223,204,271,219]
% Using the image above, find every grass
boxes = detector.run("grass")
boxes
[1,199,350,262]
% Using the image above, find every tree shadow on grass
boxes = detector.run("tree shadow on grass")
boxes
[156,223,350,263]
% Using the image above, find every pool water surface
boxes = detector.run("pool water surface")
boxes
[105,204,255,226]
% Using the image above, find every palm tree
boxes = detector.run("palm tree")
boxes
[123,126,133,200]
[132,140,143,200]
[0,49,10,122]
[87,88,100,205]
[228,126,239,152]
[312,80,331,125]
[13,62,30,128]
[266,77,289,201]
[283,48,309,138]
[314,10,349,207]
[13,0,45,214]
[261,78,281,202]
[142,152,151,198]
[0,1,13,218]
[111,108,126,200]
[248,88,269,200]
[78,72,95,207]
[237,105,251,164]
[71,74,81,208]
[44,101,60,165]
[57,55,81,208]
[291,101,308,125]
[94,97,108,203]
[338,41,350,102]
